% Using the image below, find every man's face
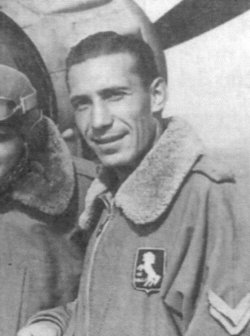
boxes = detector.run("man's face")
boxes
[0,124,23,181]
[68,53,158,169]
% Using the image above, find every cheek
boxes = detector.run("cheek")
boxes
[133,116,151,139]
[75,113,89,136]
[0,139,23,172]
[130,117,155,155]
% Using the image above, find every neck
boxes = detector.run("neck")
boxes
[115,166,134,185]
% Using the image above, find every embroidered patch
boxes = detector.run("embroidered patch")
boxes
[133,248,165,294]
[208,290,250,335]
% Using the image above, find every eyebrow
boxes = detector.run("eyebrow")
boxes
[70,95,91,106]
[101,86,129,92]
[99,87,130,97]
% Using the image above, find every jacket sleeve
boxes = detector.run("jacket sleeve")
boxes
[189,181,250,336]
[165,177,250,336]
[26,300,77,334]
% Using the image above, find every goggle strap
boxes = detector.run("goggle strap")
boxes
[20,90,37,114]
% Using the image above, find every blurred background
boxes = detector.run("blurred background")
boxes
[136,0,250,157]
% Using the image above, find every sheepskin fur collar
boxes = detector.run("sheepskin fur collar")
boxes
[79,117,203,227]
[11,117,75,215]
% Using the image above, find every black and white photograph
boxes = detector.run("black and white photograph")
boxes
[0,1,250,335]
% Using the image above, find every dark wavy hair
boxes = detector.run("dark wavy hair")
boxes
[66,31,159,88]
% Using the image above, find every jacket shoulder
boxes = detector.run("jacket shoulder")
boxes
[191,154,235,183]
[73,156,97,180]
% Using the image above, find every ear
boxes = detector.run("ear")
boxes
[150,77,167,115]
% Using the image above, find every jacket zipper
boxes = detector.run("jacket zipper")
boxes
[85,201,114,336]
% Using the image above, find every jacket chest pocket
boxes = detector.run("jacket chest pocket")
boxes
[0,264,28,336]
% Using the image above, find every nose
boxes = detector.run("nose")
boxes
[91,99,113,130]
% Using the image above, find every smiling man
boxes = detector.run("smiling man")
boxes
[19,32,250,336]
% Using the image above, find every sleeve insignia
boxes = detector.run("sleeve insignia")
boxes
[208,290,250,335]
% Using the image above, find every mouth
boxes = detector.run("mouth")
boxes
[92,133,126,145]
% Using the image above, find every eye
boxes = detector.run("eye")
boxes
[72,101,91,114]
[104,91,126,102]
[75,104,90,113]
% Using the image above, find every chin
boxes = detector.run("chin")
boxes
[98,152,133,169]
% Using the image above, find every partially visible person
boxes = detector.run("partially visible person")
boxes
[18,32,250,336]
[0,65,95,336]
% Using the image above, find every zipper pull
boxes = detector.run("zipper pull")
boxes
[96,215,110,237]
[95,195,114,237]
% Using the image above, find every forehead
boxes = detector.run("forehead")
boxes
[68,53,142,95]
